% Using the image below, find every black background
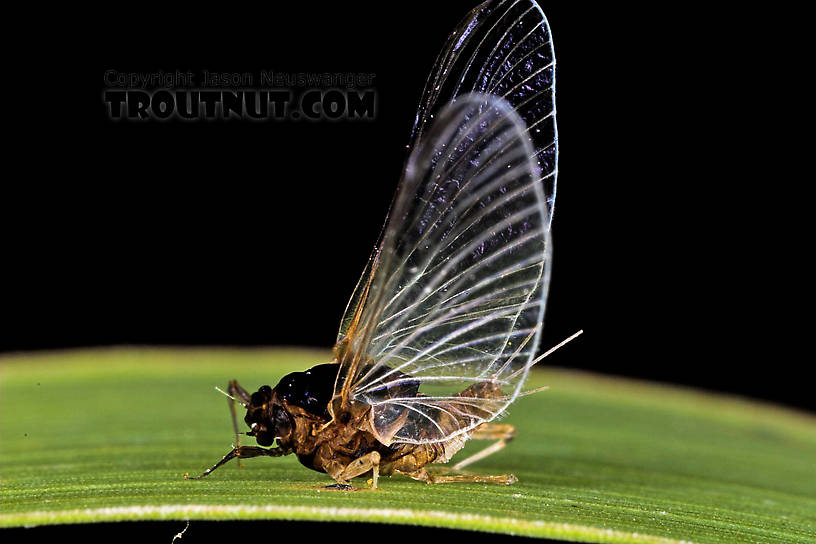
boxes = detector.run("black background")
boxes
[5,7,807,408]
[3,2,806,543]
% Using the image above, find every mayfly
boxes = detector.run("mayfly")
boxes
[188,0,573,489]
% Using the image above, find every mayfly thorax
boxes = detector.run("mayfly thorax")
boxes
[187,0,574,489]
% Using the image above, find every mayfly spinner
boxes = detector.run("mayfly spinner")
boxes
[188,0,575,489]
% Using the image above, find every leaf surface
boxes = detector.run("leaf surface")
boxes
[1,348,814,543]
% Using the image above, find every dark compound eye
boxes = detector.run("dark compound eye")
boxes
[249,385,274,407]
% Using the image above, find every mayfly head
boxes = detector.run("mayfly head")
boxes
[243,385,292,447]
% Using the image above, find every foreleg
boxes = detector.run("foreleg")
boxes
[185,445,289,480]
[226,380,251,466]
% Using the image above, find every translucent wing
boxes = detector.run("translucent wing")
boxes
[337,0,557,344]
[333,92,552,445]
[411,0,558,225]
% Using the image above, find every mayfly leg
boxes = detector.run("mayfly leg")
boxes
[451,423,516,471]
[186,445,289,480]
[404,467,517,485]
[227,380,251,467]
[336,451,381,490]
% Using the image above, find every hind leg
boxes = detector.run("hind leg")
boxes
[402,467,517,485]
[451,423,515,471]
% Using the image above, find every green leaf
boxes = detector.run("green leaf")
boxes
[1,348,814,543]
